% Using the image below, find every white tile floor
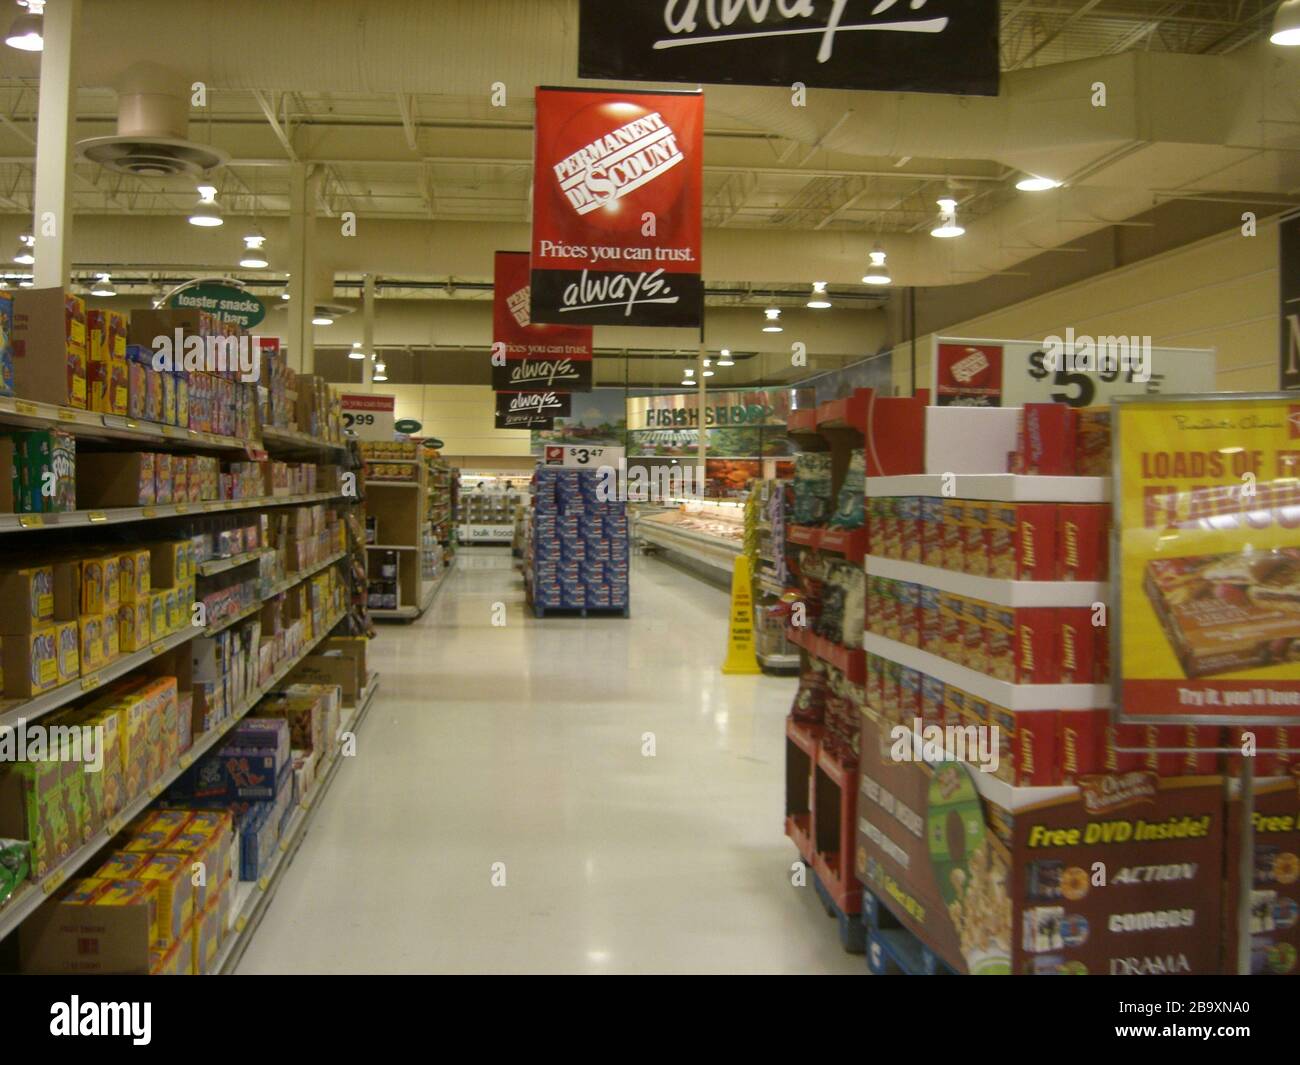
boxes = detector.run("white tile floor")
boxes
[235,548,862,974]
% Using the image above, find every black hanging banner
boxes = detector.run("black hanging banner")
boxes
[494,391,572,430]
[577,0,999,96]
[1281,211,1300,392]
[492,357,594,393]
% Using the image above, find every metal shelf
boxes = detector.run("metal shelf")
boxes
[0,628,197,731]
[0,492,346,535]
[0,609,347,943]
[0,397,249,453]
[866,556,1108,608]
[197,549,272,578]
[202,551,346,635]
[214,672,380,974]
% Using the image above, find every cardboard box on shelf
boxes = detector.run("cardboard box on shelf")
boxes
[12,288,87,409]
[0,566,53,633]
[75,452,157,509]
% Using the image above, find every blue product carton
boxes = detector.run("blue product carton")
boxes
[232,717,291,766]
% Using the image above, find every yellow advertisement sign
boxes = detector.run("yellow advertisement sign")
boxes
[1115,395,1300,722]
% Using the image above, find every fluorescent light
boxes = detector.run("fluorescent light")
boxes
[5,2,42,52]
[807,281,831,309]
[717,349,734,367]
[1273,0,1300,44]
[702,370,715,377]
[1016,175,1061,192]
[863,245,891,285]
[239,234,268,268]
[762,308,783,333]
[280,291,290,300]
[189,185,223,227]
[931,197,965,239]
[312,315,333,326]
[89,273,116,297]
[13,233,33,266]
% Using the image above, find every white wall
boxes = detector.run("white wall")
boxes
[891,220,1277,395]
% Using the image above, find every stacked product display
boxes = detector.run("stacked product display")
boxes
[0,293,377,973]
[748,478,800,673]
[525,466,629,618]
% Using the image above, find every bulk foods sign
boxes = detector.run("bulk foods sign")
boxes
[169,282,266,329]
[531,87,703,329]
[492,251,593,393]
[578,0,999,96]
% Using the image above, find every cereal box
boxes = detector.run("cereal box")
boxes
[942,499,966,571]
[963,501,990,577]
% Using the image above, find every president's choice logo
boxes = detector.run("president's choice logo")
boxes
[50,998,151,1045]
[553,110,684,216]
[151,331,263,383]
[507,285,532,328]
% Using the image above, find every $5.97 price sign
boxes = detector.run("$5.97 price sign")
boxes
[543,445,625,468]
[340,394,395,441]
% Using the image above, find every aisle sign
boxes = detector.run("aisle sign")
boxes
[1114,394,1300,724]
[341,393,395,441]
[932,336,1215,409]
[169,282,266,328]
[577,0,1000,97]
[495,391,571,430]
[542,444,625,469]
[531,87,704,328]
[1281,212,1300,391]
[492,251,593,393]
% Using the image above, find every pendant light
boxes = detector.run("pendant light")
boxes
[373,357,388,383]
[12,233,33,266]
[762,308,783,333]
[5,1,43,52]
[1016,174,1061,192]
[717,349,734,367]
[349,342,365,361]
[239,234,268,269]
[931,198,965,239]
[312,313,334,326]
[88,272,116,297]
[807,282,832,310]
[862,245,891,286]
[1273,0,1300,45]
[188,185,223,227]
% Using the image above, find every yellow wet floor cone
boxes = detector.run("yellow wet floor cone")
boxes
[722,554,762,675]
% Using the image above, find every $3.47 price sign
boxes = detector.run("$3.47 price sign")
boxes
[340,393,395,441]
[543,445,625,469]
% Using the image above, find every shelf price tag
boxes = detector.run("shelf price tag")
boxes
[14,400,37,416]
[236,915,248,932]
[87,512,108,523]
[42,869,67,894]
[56,408,77,422]
[141,507,157,518]
[258,876,269,891]
[151,641,165,655]
[174,503,189,514]
[80,673,100,691]
[18,515,43,529]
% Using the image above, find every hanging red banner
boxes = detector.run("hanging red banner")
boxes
[491,251,593,393]
[530,86,703,329]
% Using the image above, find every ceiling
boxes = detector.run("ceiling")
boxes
[0,1,1290,312]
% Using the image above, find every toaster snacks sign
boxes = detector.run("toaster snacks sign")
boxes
[530,87,703,329]
[1114,395,1300,724]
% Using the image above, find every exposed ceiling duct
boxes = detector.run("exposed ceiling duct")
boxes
[76,61,228,177]
[32,1,1300,286]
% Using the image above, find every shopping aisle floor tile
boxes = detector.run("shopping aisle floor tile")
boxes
[234,548,862,974]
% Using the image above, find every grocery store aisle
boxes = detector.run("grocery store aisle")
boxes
[236,548,860,974]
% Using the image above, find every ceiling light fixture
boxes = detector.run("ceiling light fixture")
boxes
[702,370,715,377]
[1016,174,1061,192]
[373,359,388,382]
[349,342,366,360]
[931,197,965,239]
[88,272,116,297]
[280,291,290,301]
[863,245,891,286]
[807,281,832,309]
[188,184,223,227]
[239,233,268,268]
[5,1,43,52]
[762,308,783,333]
[17,274,33,288]
[717,349,734,367]
[12,233,33,266]
[312,314,334,326]
[1273,0,1300,44]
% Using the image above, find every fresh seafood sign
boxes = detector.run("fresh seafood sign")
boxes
[531,88,703,328]
[1114,395,1300,723]
[577,0,999,96]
